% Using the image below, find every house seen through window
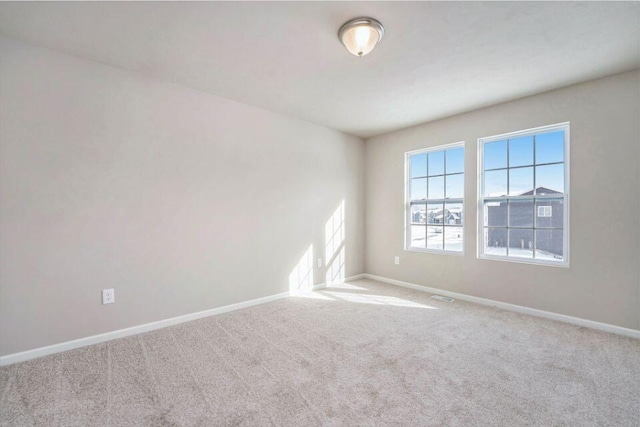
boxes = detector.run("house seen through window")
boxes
[406,143,464,253]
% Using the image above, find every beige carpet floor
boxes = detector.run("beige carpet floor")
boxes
[1,279,639,426]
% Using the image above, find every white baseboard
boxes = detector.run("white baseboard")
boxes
[0,291,290,367]
[6,271,630,366]
[362,274,640,339]
[313,274,366,291]
[0,273,368,367]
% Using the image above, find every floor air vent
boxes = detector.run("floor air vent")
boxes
[431,295,455,302]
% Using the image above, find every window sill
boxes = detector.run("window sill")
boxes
[478,253,569,268]
[405,247,464,256]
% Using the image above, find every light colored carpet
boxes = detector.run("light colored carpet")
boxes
[1,279,639,426]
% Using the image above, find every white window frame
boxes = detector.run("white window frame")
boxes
[405,141,465,255]
[477,122,570,267]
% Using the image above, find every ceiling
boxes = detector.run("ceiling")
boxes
[0,2,638,138]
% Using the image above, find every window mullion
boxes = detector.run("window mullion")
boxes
[443,150,447,200]
[505,201,511,256]
[506,138,510,196]
[532,135,537,259]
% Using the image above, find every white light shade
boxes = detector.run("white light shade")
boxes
[338,18,384,57]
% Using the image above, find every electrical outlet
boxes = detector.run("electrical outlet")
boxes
[317,258,323,268]
[102,289,115,305]
[394,256,400,265]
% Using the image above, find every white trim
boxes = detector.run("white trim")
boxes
[477,252,567,268]
[404,247,464,257]
[405,140,467,156]
[477,122,571,144]
[0,291,290,367]
[362,274,640,339]
[477,122,570,268]
[0,274,368,366]
[313,274,366,291]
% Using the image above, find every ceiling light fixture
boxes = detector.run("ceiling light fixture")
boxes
[338,17,384,57]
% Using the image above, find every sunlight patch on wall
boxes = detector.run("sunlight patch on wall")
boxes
[326,246,345,286]
[325,200,345,261]
[325,200,346,286]
[289,245,313,294]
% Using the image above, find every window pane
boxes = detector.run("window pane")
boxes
[446,147,464,174]
[410,178,426,201]
[509,166,533,196]
[410,203,426,224]
[485,200,507,227]
[484,140,507,170]
[410,153,427,178]
[509,136,534,167]
[508,228,534,258]
[445,174,464,199]
[444,202,463,225]
[484,227,507,256]
[536,131,564,164]
[484,169,507,197]
[445,227,463,252]
[426,202,443,225]
[509,199,533,228]
[428,151,444,176]
[535,198,564,228]
[535,229,564,261]
[410,225,426,248]
[428,176,444,199]
[535,164,564,194]
[427,226,443,250]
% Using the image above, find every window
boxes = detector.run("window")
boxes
[406,142,464,253]
[538,206,552,217]
[478,123,569,266]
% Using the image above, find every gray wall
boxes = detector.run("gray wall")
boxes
[365,70,640,330]
[0,37,365,356]
[1,36,638,358]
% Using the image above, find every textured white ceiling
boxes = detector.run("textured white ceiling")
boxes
[0,2,638,138]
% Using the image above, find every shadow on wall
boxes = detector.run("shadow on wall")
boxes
[288,199,346,294]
